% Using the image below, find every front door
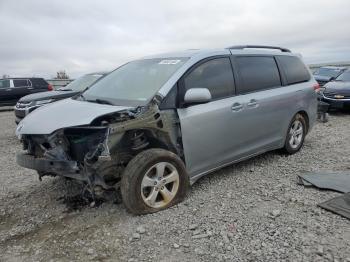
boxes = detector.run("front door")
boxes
[177,57,240,176]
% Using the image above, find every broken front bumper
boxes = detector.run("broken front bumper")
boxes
[16,153,79,175]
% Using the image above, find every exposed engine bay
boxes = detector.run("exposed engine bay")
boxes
[16,99,183,195]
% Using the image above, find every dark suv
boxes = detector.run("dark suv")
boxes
[14,72,107,124]
[0,78,52,106]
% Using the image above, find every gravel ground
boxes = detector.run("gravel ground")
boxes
[0,110,350,262]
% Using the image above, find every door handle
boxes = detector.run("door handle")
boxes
[5,89,12,91]
[231,103,243,111]
[247,99,259,108]
[27,87,34,90]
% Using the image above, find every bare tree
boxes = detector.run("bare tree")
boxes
[55,70,69,79]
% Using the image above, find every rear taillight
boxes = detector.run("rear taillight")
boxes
[313,83,320,92]
[48,84,53,91]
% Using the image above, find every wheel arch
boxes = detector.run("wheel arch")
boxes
[296,110,309,134]
[281,110,309,148]
[123,128,181,157]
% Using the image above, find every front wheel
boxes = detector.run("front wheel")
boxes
[282,113,307,154]
[121,149,189,215]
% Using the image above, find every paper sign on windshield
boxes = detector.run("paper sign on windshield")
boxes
[159,60,181,65]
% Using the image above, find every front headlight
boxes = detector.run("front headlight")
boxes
[16,123,24,139]
[35,99,53,105]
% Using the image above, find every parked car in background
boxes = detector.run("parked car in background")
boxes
[16,45,318,215]
[313,66,347,86]
[14,72,108,124]
[0,78,52,106]
[320,69,350,110]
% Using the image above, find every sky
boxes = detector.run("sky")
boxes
[0,0,349,78]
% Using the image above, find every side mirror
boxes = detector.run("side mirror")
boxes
[184,88,212,105]
[329,77,335,82]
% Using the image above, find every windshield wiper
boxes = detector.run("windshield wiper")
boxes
[77,93,86,101]
[86,98,114,105]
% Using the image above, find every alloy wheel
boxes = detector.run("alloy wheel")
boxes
[289,119,304,149]
[141,162,180,209]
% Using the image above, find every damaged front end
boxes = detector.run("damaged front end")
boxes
[17,126,112,187]
[16,100,182,192]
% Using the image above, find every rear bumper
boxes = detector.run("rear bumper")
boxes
[16,153,79,174]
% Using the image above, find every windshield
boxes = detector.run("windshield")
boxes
[81,58,189,106]
[335,71,350,81]
[314,68,342,78]
[62,74,104,91]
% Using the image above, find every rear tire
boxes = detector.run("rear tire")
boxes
[121,148,189,215]
[282,113,306,154]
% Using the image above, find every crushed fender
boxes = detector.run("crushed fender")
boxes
[17,98,182,204]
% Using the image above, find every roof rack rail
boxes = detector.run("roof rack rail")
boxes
[227,45,291,53]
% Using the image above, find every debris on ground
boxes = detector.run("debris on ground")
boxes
[57,193,104,212]
[298,171,350,193]
[270,209,282,219]
[318,192,350,220]
[298,171,350,220]
[136,225,146,234]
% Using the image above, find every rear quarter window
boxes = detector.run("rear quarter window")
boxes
[13,79,29,87]
[277,56,310,85]
[235,56,281,94]
[30,78,49,88]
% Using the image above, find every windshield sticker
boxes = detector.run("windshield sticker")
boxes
[159,59,181,65]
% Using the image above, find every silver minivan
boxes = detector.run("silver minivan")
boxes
[16,45,318,214]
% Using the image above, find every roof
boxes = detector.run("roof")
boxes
[149,46,298,97]
[0,77,46,80]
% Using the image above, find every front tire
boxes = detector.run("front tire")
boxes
[121,148,189,215]
[282,113,307,154]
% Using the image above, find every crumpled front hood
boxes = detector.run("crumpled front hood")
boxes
[16,98,133,135]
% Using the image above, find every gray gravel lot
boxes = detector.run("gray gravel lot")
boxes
[0,110,350,262]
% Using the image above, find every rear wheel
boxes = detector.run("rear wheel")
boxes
[121,148,189,215]
[282,113,306,154]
